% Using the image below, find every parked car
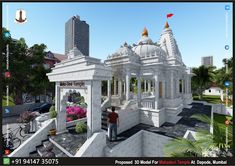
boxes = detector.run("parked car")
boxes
[28,103,52,114]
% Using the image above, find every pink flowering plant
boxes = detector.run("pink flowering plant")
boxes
[66,96,87,122]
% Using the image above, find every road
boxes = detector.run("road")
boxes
[3,116,33,151]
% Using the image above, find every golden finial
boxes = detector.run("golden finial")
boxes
[164,21,169,29]
[142,27,148,36]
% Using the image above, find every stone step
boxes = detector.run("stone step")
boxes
[37,142,68,157]
[29,151,41,157]
[102,125,108,130]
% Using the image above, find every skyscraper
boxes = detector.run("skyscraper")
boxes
[65,15,89,56]
[201,56,213,67]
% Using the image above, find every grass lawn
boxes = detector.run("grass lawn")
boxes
[193,95,233,107]
[2,96,15,106]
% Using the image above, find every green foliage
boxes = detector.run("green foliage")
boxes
[191,66,214,100]
[164,113,233,157]
[191,114,233,149]
[75,122,87,134]
[193,95,222,104]
[214,57,233,94]
[67,114,78,120]
[2,27,55,104]
[164,137,203,157]
[2,96,15,106]
[49,106,57,118]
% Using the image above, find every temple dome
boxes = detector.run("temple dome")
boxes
[138,27,153,45]
[132,28,166,60]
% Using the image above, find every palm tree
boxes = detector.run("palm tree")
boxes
[192,66,214,99]
[164,114,233,157]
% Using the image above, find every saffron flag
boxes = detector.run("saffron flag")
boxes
[167,13,174,19]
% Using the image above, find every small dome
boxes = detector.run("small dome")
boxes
[132,44,165,59]
[138,27,153,45]
[138,35,153,45]
[133,27,166,60]
[108,43,135,59]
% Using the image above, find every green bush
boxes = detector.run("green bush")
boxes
[49,105,55,112]
[75,121,87,134]
[49,106,57,118]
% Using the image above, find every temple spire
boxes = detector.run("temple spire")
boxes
[164,21,169,29]
[142,27,148,36]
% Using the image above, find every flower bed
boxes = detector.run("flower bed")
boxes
[66,105,87,122]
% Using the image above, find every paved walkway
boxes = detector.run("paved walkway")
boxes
[106,102,211,148]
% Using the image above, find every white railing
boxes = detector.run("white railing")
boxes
[141,99,155,109]
[9,119,56,157]
[101,98,111,111]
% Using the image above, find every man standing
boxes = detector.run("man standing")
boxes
[107,106,119,141]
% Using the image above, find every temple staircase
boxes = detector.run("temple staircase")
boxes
[29,126,78,157]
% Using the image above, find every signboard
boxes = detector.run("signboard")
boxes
[60,81,85,88]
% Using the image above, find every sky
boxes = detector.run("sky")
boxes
[2,2,233,68]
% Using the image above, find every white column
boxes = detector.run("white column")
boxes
[107,80,111,100]
[170,71,174,99]
[57,85,68,134]
[123,82,126,95]
[154,74,159,109]
[86,80,102,138]
[162,80,165,99]
[126,72,130,100]
[55,82,65,133]
[182,78,184,94]
[113,78,117,95]
[185,78,188,94]
[144,80,147,92]
[176,78,179,97]
[188,77,191,93]
[137,75,142,107]
[118,80,123,97]
[147,80,151,92]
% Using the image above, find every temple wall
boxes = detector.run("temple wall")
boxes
[117,108,140,134]
[105,131,143,157]
[142,131,172,157]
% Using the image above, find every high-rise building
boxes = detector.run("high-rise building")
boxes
[201,56,213,67]
[65,15,89,56]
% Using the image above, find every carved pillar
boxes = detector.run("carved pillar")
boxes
[162,80,165,99]
[147,80,151,92]
[170,71,174,99]
[137,75,142,107]
[86,80,102,138]
[144,80,147,92]
[107,80,111,100]
[177,78,180,97]
[126,72,130,100]
[113,77,117,95]
[188,77,191,93]
[154,73,159,109]
[118,80,123,98]
[182,78,184,94]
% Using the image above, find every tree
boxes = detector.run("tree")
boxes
[214,57,233,94]
[2,27,54,104]
[191,65,214,99]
